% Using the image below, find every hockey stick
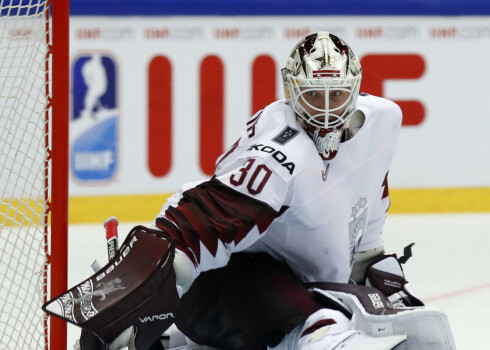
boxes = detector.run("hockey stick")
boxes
[91,216,120,273]
[104,216,120,261]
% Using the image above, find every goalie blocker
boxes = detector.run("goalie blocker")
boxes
[42,226,180,349]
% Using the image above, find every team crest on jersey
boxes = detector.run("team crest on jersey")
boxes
[272,126,299,145]
[348,196,369,267]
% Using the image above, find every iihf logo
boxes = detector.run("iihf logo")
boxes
[348,196,368,267]
[71,53,118,182]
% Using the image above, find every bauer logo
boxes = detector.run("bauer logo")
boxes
[71,53,118,181]
[368,293,385,309]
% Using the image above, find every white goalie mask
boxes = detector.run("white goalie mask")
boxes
[282,32,362,160]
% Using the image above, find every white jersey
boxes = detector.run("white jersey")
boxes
[154,94,402,284]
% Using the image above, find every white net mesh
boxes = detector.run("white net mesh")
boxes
[0,1,51,349]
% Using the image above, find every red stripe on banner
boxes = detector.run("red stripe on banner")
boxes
[360,54,426,126]
[148,56,172,177]
[395,101,425,126]
[252,55,276,115]
[200,55,224,176]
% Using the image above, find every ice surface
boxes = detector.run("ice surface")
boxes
[66,213,490,349]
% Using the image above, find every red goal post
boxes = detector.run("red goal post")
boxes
[0,1,69,349]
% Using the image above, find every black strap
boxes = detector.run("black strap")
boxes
[398,243,415,264]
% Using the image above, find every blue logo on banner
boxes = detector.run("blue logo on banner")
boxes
[71,54,118,181]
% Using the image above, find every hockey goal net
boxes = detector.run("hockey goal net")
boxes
[0,1,68,349]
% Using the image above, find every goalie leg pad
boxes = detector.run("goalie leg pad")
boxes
[272,309,407,350]
[308,282,456,350]
[43,226,180,349]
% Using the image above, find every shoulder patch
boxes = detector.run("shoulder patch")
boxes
[272,126,299,145]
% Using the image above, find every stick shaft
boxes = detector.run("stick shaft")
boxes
[104,216,119,261]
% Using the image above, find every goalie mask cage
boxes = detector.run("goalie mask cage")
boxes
[0,1,69,349]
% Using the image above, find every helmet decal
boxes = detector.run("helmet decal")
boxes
[330,34,349,56]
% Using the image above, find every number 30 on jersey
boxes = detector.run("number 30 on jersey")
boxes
[229,159,272,195]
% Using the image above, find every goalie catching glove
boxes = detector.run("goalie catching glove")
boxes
[364,244,424,308]
[42,226,180,349]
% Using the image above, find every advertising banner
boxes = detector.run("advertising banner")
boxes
[69,17,490,196]
[64,11,490,221]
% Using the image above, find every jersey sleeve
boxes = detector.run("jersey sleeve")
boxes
[215,156,291,212]
[357,94,402,253]
[358,172,390,252]
[154,157,290,275]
